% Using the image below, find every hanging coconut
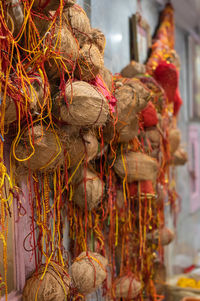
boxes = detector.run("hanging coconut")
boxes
[33,14,79,80]
[169,128,181,154]
[59,128,98,167]
[153,261,166,295]
[6,0,24,37]
[114,152,158,183]
[147,227,175,246]
[14,124,64,171]
[145,127,160,149]
[117,117,139,143]
[99,66,113,92]
[54,81,109,126]
[113,275,142,299]
[72,168,104,210]
[171,147,188,165]
[32,0,76,11]
[90,28,106,54]
[4,95,18,125]
[121,60,146,78]
[64,4,91,47]
[115,79,151,126]
[76,43,104,81]
[23,262,70,301]
[116,189,125,209]
[71,251,108,295]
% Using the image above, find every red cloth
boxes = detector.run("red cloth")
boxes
[141,101,158,128]
[153,61,182,115]
[129,181,154,196]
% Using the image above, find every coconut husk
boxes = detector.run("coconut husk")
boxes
[171,147,188,165]
[153,261,166,295]
[75,44,104,81]
[169,128,181,154]
[103,116,138,144]
[115,79,151,127]
[72,168,104,210]
[90,28,106,54]
[54,81,109,126]
[71,251,108,295]
[14,125,64,171]
[114,152,158,183]
[121,61,146,78]
[147,227,175,246]
[145,127,160,148]
[116,189,125,209]
[6,0,24,37]
[32,0,76,11]
[22,262,70,301]
[113,275,142,299]
[117,118,139,143]
[64,4,91,46]
[59,128,98,167]
[99,66,113,92]
[4,96,18,125]
[33,15,78,80]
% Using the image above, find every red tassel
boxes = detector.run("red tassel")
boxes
[141,101,158,128]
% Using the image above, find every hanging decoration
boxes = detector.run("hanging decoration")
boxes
[0,1,188,301]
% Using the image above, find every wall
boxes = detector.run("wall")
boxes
[90,0,159,74]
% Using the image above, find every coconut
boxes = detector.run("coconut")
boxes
[72,168,104,210]
[117,118,139,143]
[59,128,98,167]
[114,275,142,299]
[153,261,166,295]
[114,152,158,183]
[171,147,188,165]
[115,79,151,128]
[54,81,109,126]
[71,251,108,295]
[7,0,24,37]
[32,0,76,11]
[64,4,91,46]
[76,44,104,81]
[44,23,79,80]
[23,262,70,301]
[4,96,18,125]
[121,61,146,78]
[90,28,106,54]
[145,127,160,148]
[99,66,113,92]
[169,128,181,154]
[33,15,79,80]
[147,227,175,246]
[14,125,64,171]
[116,189,125,209]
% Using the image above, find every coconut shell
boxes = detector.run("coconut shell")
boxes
[64,4,91,46]
[72,168,104,210]
[117,118,139,143]
[32,0,76,11]
[171,147,188,165]
[121,61,146,78]
[4,96,18,125]
[59,128,98,167]
[54,81,109,126]
[99,66,113,92]
[153,261,166,295]
[114,152,158,183]
[14,125,64,171]
[71,251,108,295]
[169,128,181,154]
[7,0,24,37]
[116,189,125,209]
[114,275,142,299]
[23,262,70,301]
[90,28,106,54]
[76,44,104,81]
[147,227,175,246]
